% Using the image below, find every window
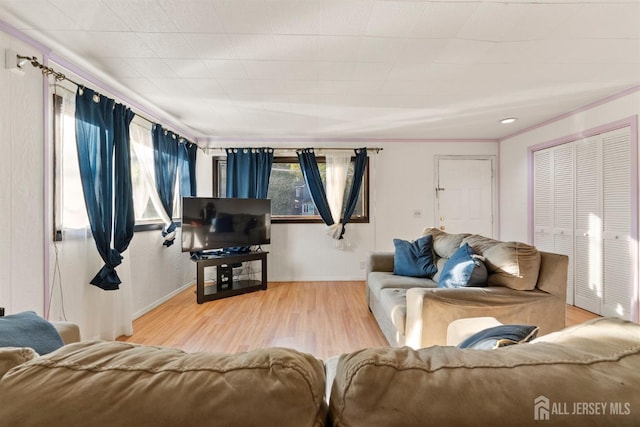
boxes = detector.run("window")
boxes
[53,88,180,236]
[129,119,180,223]
[212,156,369,223]
[53,88,89,231]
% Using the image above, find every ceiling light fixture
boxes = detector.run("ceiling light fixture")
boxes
[500,117,518,124]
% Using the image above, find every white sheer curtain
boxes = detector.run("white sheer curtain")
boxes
[325,151,351,243]
[51,228,134,340]
[130,122,173,233]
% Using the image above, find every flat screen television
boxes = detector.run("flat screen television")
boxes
[181,197,271,253]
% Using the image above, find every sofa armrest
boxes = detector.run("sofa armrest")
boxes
[367,252,394,274]
[536,251,569,300]
[51,322,81,345]
[405,287,565,349]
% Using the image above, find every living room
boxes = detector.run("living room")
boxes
[1,2,640,424]
[2,0,638,339]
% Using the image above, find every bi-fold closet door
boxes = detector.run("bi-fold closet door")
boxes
[533,127,635,320]
[534,143,574,305]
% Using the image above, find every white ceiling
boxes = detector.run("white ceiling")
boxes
[1,0,639,145]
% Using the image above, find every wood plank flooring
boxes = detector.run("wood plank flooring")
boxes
[117,281,600,359]
[566,303,601,326]
[118,281,388,360]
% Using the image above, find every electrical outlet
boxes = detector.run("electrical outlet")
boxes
[360,261,366,270]
[413,209,423,218]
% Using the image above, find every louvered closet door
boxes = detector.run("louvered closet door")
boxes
[552,144,574,305]
[574,136,602,314]
[534,145,575,304]
[533,150,553,252]
[601,128,633,320]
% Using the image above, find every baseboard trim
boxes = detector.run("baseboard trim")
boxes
[132,280,195,320]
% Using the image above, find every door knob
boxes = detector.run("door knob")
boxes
[440,225,446,231]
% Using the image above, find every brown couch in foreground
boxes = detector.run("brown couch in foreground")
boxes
[1,318,640,426]
[328,317,640,427]
[367,228,569,348]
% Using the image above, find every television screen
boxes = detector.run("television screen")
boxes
[181,197,271,253]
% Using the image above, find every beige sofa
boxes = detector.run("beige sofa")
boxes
[328,317,640,427]
[1,318,639,426]
[367,228,569,348]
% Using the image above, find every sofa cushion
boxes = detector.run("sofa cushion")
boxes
[393,235,437,278]
[0,311,65,355]
[457,324,539,350]
[461,234,500,256]
[0,341,327,427]
[422,228,469,259]
[378,288,408,337]
[431,257,448,282]
[437,243,488,288]
[329,318,640,427]
[0,347,38,378]
[367,272,437,301]
[463,235,541,291]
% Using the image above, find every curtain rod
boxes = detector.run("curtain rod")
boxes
[17,53,384,154]
[219,147,383,153]
[296,147,383,153]
[17,54,194,145]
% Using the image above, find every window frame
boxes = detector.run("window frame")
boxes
[212,155,370,224]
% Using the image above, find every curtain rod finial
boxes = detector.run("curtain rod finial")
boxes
[5,49,25,74]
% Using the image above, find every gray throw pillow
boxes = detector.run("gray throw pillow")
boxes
[457,324,539,350]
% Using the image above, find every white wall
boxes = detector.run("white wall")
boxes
[0,32,45,315]
[373,141,498,252]
[500,89,640,243]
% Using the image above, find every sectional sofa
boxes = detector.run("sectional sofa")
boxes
[1,317,639,426]
[367,228,569,348]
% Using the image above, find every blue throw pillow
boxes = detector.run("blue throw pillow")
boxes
[393,235,437,278]
[437,243,488,288]
[0,311,65,355]
[457,324,540,350]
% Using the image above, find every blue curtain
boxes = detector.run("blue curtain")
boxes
[226,148,273,198]
[179,141,198,198]
[152,125,179,246]
[296,149,334,226]
[339,148,367,238]
[75,87,135,290]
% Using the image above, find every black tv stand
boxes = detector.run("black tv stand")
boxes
[192,251,268,304]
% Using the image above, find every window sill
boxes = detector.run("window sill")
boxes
[134,220,181,232]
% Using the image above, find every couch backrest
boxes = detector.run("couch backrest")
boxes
[423,228,547,291]
[329,317,640,427]
[0,341,327,427]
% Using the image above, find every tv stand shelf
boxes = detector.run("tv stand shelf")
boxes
[194,251,268,304]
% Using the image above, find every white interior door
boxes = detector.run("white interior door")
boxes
[436,157,494,237]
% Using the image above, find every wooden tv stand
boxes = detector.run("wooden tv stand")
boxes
[193,251,268,304]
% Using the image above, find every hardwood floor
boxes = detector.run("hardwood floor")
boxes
[117,281,600,359]
[566,303,601,326]
[118,281,388,360]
